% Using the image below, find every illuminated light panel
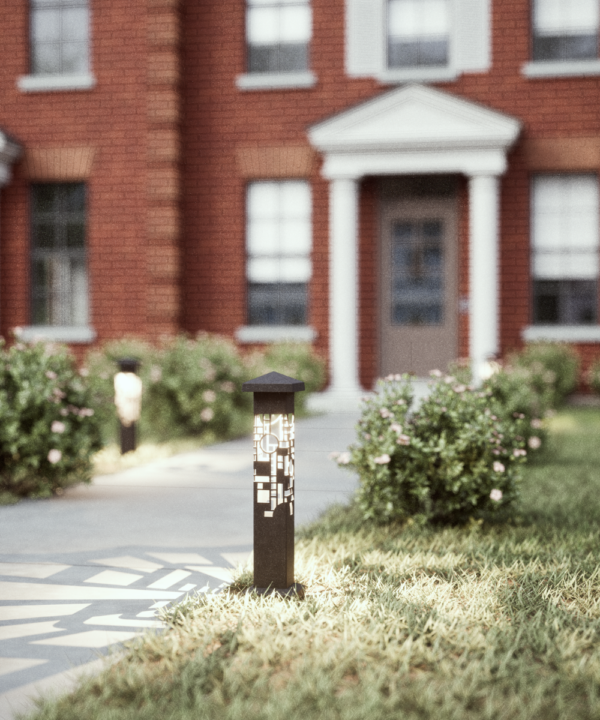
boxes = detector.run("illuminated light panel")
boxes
[253,413,295,519]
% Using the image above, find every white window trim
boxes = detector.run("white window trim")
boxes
[379,0,457,83]
[235,325,317,343]
[522,59,600,78]
[522,325,600,343]
[236,71,316,90]
[17,74,96,93]
[18,326,96,343]
[378,66,459,84]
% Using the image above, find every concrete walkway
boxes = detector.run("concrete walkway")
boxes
[0,410,360,719]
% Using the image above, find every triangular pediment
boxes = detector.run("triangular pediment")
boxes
[309,84,520,153]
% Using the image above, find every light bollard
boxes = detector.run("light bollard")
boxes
[242,371,305,599]
[114,358,142,455]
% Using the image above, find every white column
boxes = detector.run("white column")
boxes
[310,176,363,410]
[469,174,500,385]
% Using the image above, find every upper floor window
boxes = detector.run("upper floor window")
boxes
[246,181,312,325]
[532,0,599,61]
[30,0,89,75]
[31,183,89,327]
[246,0,311,73]
[531,175,599,325]
[387,0,449,68]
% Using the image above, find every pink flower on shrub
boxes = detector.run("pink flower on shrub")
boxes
[51,421,65,434]
[53,388,65,399]
[380,408,393,418]
[45,371,57,380]
[80,408,94,417]
[47,449,62,464]
[396,399,406,406]
[531,418,543,429]
[430,369,443,377]
[150,366,162,383]
[396,435,411,446]
[363,433,371,440]
[528,436,542,449]
[453,384,467,393]
[60,408,69,417]
[490,489,503,502]
[493,461,505,473]
[200,408,214,422]
[79,367,89,377]
[335,452,351,465]
[513,448,527,457]
[374,454,391,464]
[390,423,403,434]
[221,381,234,393]
[203,390,216,403]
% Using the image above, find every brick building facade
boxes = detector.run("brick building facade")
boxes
[0,0,599,405]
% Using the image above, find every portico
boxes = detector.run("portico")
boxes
[308,84,521,408]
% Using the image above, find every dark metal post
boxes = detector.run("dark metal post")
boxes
[115,358,141,455]
[242,371,305,598]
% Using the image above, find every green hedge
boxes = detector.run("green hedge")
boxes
[0,341,103,499]
[85,334,326,444]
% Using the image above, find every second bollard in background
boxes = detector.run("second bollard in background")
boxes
[114,358,142,455]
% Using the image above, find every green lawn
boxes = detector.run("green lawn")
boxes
[23,408,600,720]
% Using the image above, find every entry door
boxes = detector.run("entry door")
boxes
[380,196,458,377]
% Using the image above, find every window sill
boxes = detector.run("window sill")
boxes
[378,66,459,84]
[235,325,317,343]
[18,326,96,343]
[522,325,600,343]
[17,74,96,93]
[236,72,317,91]
[521,60,600,78]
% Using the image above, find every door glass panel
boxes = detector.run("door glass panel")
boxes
[391,219,444,325]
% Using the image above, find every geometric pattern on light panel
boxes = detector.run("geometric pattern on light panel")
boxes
[253,413,295,518]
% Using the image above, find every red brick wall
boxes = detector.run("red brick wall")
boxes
[0,0,150,342]
[178,0,600,384]
[1,0,600,381]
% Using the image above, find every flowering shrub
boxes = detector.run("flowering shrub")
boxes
[86,335,326,442]
[587,358,600,396]
[511,342,579,407]
[0,341,102,498]
[334,374,527,525]
[482,365,549,454]
[261,342,326,416]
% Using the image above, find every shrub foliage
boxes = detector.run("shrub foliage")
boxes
[0,341,102,498]
[85,335,326,443]
[337,374,527,525]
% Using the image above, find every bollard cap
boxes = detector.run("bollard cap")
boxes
[116,357,141,373]
[242,371,305,393]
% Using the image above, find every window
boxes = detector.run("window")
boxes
[532,0,599,61]
[246,0,311,73]
[387,0,450,68]
[246,181,311,326]
[30,0,89,75]
[31,183,89,327]
[531,175,599,325]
